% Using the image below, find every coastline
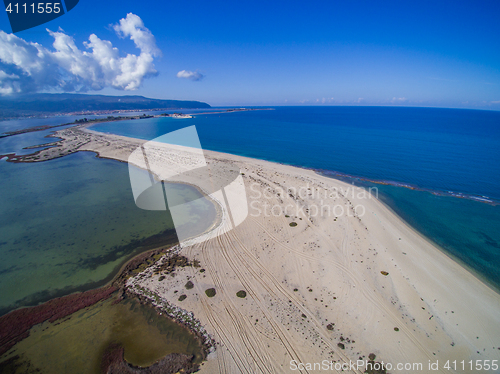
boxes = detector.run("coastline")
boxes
[4,112,495,204]
[2,123,500,372]
[0,219,179,317]
[0,245,214,373]
[7,119,499,292]
[366,186,500,294]
[316,169,499,206]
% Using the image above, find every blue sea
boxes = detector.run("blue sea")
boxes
[0,106,499,314]
[91,106,500,289]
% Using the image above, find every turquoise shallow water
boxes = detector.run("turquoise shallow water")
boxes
[376,185,500,287]
[91,106,500,290]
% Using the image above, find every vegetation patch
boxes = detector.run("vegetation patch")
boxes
[185,281,194,290]
[154,254,197,275]
[159,275,165,281]
[364,353,387,374]
[236,290,247,298]
[289,222,298,227]
[178,295,187,302]
[205,288,216,298]
[326,323,334,331]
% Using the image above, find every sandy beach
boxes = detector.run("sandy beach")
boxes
[16,125,500,373]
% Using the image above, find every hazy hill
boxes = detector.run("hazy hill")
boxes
[0,93,211,119]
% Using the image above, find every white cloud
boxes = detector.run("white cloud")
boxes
[310,97,336,104]
[177,70,204,81]
[113,13,160,56]
[391,97,408,103]
[0,13,160,95]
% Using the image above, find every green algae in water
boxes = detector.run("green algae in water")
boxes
[0,297,204,374]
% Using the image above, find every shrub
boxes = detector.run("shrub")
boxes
[236,290,247,298]
[185,281,194,289]
[289,222,298,227]
[205,288,216,297]
[178,294,187,301]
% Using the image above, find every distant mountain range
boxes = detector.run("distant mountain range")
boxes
[0,93,211,119]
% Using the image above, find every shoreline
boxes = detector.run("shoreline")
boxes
[135,150,499,372]
[367,186,500,294]
[0,285,118,357]
[0,245,214,372]
[0,222,179,318]
[5,118,498,293]
[5,120,500,298]
[316,169,499,206]
[3,112,495,206]
[2,122,500,372]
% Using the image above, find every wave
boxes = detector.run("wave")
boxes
[316,169,499,206]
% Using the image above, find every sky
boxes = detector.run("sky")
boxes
[0,0,499,109]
